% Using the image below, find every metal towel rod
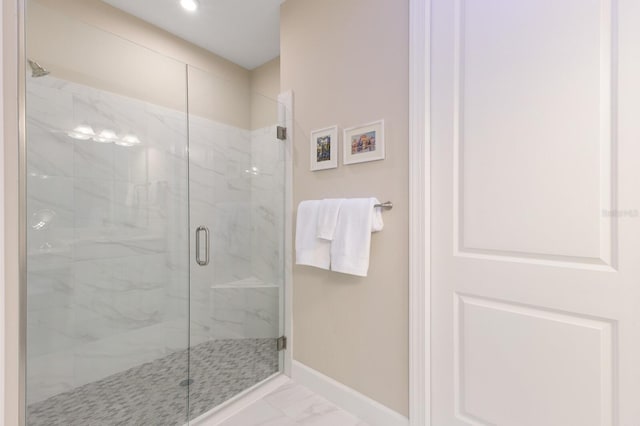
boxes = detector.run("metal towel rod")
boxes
[374,201,393,210]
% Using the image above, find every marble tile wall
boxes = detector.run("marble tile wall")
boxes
[26,75,285,406]
[209,277,280,339]
[188,113,285,343]
[188,114,253,343]
[250,126,286,287]
[26,76,192,404]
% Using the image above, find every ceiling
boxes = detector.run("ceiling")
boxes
[101,0,285,70]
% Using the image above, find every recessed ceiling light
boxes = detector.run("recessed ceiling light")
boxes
[180,0,199,12]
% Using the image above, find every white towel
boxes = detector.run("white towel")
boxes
[330,198,384,277]
[316,198,345,240]
[295,200,331,270]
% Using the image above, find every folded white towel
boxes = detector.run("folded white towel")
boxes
[330,198,384,277]
[295,200,331,270]
[316,198,345,240]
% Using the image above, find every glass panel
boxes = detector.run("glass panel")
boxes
[187,65,285,419]
[24,1,190,425]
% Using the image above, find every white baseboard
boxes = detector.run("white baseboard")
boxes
[190,373,291,426]
[292,361,409,426]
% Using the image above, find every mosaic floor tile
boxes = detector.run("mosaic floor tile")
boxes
[26,338,278,426]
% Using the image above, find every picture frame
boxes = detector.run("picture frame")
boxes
[343,120,385,165]
[310,125,339,171]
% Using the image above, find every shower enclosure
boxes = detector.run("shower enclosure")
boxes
[23,1,288,424]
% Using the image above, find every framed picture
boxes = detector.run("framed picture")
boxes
[343,120,385,165]
[310,125,338,171]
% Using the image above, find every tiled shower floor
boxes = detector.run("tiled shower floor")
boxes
[26,338,279,426]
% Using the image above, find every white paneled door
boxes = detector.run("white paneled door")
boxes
[431,0,640,425]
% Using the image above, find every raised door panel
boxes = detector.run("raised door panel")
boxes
[455,295,614,426]
[456,0,614,266]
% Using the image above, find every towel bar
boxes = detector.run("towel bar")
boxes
[374,201,393,210]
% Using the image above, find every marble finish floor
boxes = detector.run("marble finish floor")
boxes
[27,338,278,426]
[212,381,369,426]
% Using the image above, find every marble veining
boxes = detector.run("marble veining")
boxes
[26,75,192,404]
[26,73,286,414]
[210,278,280,340]
[213,381,368,426]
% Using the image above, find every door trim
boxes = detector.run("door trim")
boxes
[2,0,26,424]
[409,0,430,425]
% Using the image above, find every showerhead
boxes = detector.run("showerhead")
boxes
[28,60,50,78]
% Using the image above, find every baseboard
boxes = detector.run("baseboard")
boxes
[291,361,409,426]
[190,373,291,426]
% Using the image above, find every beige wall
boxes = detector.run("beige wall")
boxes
[33,0,250,83]
[250,57,281,130]
[29,0,253,128]
[28,0,281,130]
[281,0,409,415]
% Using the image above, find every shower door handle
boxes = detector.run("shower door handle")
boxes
[195,226,210,266]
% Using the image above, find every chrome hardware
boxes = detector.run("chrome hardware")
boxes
[277,336,287,351]
[195,226,210,266]
[374,201,393,210]
[277,126,287,140]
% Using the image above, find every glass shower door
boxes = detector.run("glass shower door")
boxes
[24,2,287,423]
[24,2,191,424]
[187,66,286,420]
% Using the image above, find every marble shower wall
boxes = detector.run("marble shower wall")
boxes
[187,114,253,343]
[250,126,285,287]
[26,75,192,404]
[187,119,285,343]
[26,74,285,405]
